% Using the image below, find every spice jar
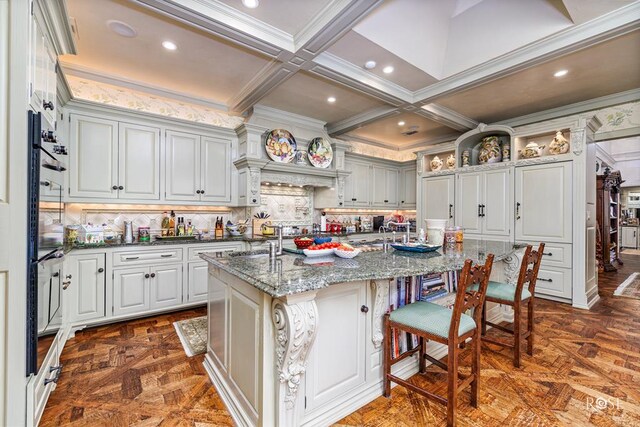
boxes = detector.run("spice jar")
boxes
[454,226,464,243]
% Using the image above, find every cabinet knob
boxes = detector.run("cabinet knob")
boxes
[52,272,59,277]
[66,274,72,279]
[97,268,104,273]
[43,100,54,111]
[200,190,205,195]
[384,200,389,203]
[196,190,201,194]
[112,185,118,190]
[62,280,71,290]
[360,305,369,313]
[118,185,124,190]
[144,273,150,279]
[150,273,156,278]
[352,198,357,201]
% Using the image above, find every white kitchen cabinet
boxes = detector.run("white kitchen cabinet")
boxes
[621,226,639,249]
[515,162,572,243]
[400,167,416,209]
[150,263,183,310]
[455,168,512,238]
[165,131,232,203]
[69,115,119,199]
[535,266,572,300]
[118,123,161,200]
[305,281,367,412]
[66,253,106,323]
[113,267,149,317]
[29,12,56,127]
[421,175,455,231]
[344,159,371,207]
[371,166,398,207]
[188,262,209,303]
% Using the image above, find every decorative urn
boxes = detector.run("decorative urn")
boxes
[446,154,456,170]
[549,131,569,155]
[519,141,545,158]
[478,136,502,164]
[430,156,443,171]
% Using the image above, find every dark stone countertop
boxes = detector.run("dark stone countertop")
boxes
[200,239,522,298]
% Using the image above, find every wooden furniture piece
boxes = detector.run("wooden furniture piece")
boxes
[479,243,544,368]
[597,170,624,272]
[383,255,495,427]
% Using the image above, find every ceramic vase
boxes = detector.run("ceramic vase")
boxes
[549,131,569,155]
[430,155,443,171]
[478,135,502,164]
[462,150,470,167]
[502,142,511,161]
[446,154,456,170]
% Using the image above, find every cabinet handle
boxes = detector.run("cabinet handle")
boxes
[542,252,553,257]
[449,204,453,219]
[66,274,72,279]
[352,198,357,201]
[161,254,173,258]
[360,305,369,313]
[384,200,389,203]
[118,186,124,190]
[43,100,54,111]
[112,185,118,190]
[150,273,156,278]
[44,366,62,386]
[516,202,521,220]
[62,280,71,290]
[97,268,104,273]
[52,272,59,277]
[478,204,482,217]
[537,277,553,282]
[125,256,139,260]
[145,273,150,279]
[41,130,56,143]
[481,204,486,217]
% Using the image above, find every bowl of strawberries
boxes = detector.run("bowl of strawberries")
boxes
[334,244,361,259]
[303,241,341,257]
[293,237,314,249]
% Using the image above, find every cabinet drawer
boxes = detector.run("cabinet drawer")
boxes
[535,267,571,300]
[520,242,571,268]
[34,333,60,424]
[113,248,183,266]
[188,243,243,261]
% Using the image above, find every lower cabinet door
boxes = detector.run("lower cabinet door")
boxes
[67,253,106,323]
[150,263,183,310]
[113,267,150,316]
[305,281,366,412]
[535,267,571,300]
[187,261,208,303]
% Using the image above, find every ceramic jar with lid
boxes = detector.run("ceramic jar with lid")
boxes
[519,141,545,158]
[430,156,443,171]
[478,135,502,164]
[549,131,569,155]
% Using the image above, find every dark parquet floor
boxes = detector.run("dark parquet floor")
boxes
[41,255,640,426]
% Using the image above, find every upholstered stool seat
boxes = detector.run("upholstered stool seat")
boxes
[470,281,532,302]
[390,301,476,339]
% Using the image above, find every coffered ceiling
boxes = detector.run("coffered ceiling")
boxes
[60,0,640,150]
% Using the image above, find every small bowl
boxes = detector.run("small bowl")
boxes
[314,236,332,244]
[334,248,361,259]
[226,228,243,236]
[294,237,314,249]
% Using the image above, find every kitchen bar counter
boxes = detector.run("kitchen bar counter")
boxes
[200,239,520,298]
[201,239,523,427]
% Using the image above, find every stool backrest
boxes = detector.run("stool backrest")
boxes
[515,243,545,300]
[449,254,494,341]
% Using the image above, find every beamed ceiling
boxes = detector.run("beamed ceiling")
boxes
[60,0,640,151]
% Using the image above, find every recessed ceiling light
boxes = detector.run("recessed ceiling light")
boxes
[364,60,377,70]
[107,20,137,38]
[398,121,405,126]
[383,65,394,74]
[327,96,336,103]
[162,40,177,50]
[554,69,568,77]
[242,0,259,8]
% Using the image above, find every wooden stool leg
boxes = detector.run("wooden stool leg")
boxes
[471,333,480,408]
[447,340,458,427]
[383,314,391,397]
[481,302,487,336]
[419,336,426,373]
[527,298,534,356]
[513,301,521,368]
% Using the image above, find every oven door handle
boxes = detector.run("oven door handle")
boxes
[37,248,64,263]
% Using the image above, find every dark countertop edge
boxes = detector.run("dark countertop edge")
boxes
[200,248,519,299]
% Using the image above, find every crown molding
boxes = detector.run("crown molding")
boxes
[415,141,457,156]
[400,134,461,150]
[342,134,402,151]
[596,126,640,142]
[35,0,77,56]
[498,88,640,128]
[327,106,400,136]
[228,61,295,113]
[412,1,640,103]
[417,104,478,131]
[312,52,414,104]
[293,0,354,52]
[61,61,231,112]
[56,64,73,107]
[595,144,617,166]
[250,105,328,129]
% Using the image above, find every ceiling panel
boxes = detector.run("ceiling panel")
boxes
[258,71,387,123]
[326,30,438,91]
[62,0,272,105]
[347,112,458,147]
[436,30,640,123]
[218,0,333,35]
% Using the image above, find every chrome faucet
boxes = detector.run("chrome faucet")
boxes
[386,221,411,244]
[275,224,284,256]
[378,226,389,253]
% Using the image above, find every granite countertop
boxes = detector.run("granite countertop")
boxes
[67,231,385,251]
[200,239,522,298]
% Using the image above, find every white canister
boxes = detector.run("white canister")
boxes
[424,219,448,245]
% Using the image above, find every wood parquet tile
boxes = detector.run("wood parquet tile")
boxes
[41,255,640,426]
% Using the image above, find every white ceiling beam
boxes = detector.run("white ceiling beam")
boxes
[228,61,296,114]
[327,106,400,136]
[415,104,478,131]
[412,1,640,103]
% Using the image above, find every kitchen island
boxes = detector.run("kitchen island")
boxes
[200,240,522,427]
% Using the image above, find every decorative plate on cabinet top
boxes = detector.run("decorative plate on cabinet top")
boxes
[307,137,333,168]
[265,129,297,163]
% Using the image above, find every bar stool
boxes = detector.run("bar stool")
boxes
[383,254,494,427]
[479,243,545,367]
